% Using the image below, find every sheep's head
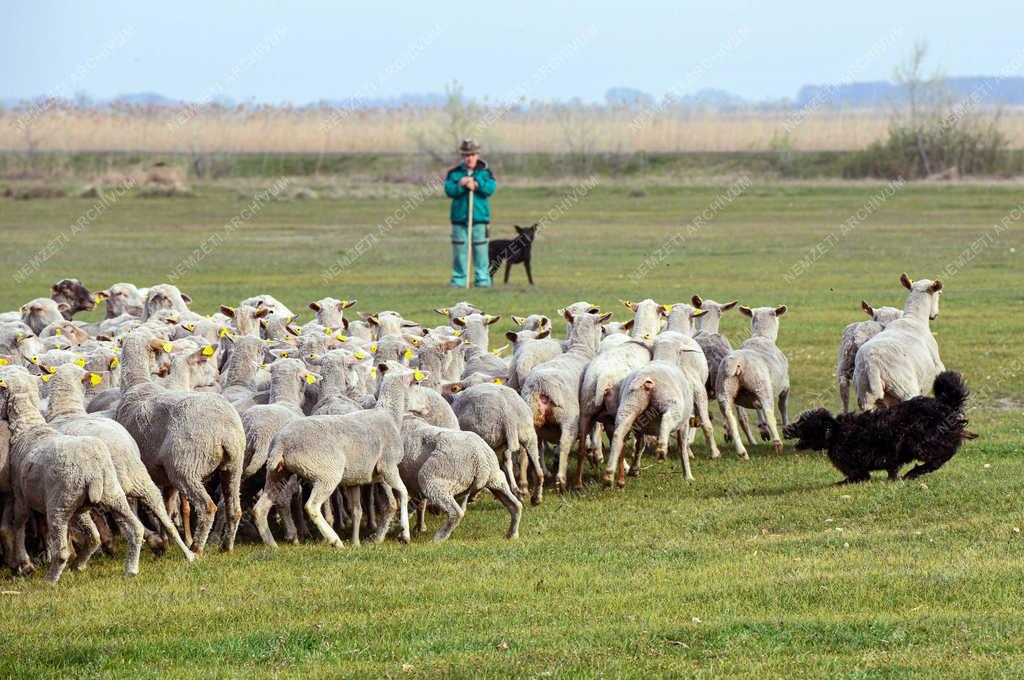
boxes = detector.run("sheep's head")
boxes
[900,273,943,321]
[50,278,96,317]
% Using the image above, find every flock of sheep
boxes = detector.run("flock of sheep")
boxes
[0,273,946,583]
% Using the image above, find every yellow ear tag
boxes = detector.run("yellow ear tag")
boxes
[186,323,194,331]
[219,327,230,338]
[411,338,420,345]
[308,353,318,361]
[17,332,24,340]
[370,344,378,353]
[370,367,377,377]
[663,304,673,312]
[0,379,6,387]
[494,378,503,384]
[162,342,173,353]
[89,373,102,386]
[201,345,214,356]
[74,358,86,367]
[354,352,366,359]
[325,328,333,335]
[692,309,707,317]
[110,357,120,369]
[413,370,425,381]
[54,328,62,335]
[337,335,348,342]
[29,356,39,364]
[41,374,51,382]
[305,373,317,384]
[0,358,8,366]
[403,348,414,360]
[281,351,289,358]
[453,330,461,337]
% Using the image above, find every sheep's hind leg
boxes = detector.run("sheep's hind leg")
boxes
[344,486,362,546]
[422,480,464,543]
[69,513,102,572]
[43,506,73,584]
[487,472,522,540]
[304,478,344,548]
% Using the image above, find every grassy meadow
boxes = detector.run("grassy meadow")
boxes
[0,179,1022,678]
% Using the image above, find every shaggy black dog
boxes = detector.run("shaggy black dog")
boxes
[488,224,537,285]
[783,371,975,483]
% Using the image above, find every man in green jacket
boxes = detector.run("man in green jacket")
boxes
[444,138,496,287]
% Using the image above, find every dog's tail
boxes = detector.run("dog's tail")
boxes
[933,371,968,412]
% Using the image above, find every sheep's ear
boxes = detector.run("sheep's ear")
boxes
[376,362,389,376]
[219,305,235,318]
[622,319,635,330]
[505,331,519,343]
[50,283,60,296]
[690,309,708,318]
[341,318,350,330]
[774,305,788,317]
[452,317,467,328]
[286,325,301,337]
[930,280,943,293]
[900,273,913,290]
[433,308,451,317]
[536,329,551,340]
[81,372,102,386]
[366,315,380,327]
[95,289,110,301]
[260,318,268,329]
[484,314,501,325]
[691,294,704,308]
[304,371,321,384]
[598,311,614,323]
[56,302,70,314]
[180,293,192,305]
[560,308,573,323]
[861,300,875,317]
[511,315,525,327]
[657,304,672,316]
[620,299,638,312]
[0,354,14,366]
[308,302,321,312]
[254,307,270,319]
[400,320,420,328]
[721,300,739,312]
[539,316,551,328]
[739,306,753,317]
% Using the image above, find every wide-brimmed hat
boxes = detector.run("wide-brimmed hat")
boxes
[458,139,481,155]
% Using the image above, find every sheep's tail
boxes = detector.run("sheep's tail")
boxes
[523,386,552,429]
[721,355,742,378]
[86,471,104,505]
[933,371,968,412]
[864,361,884,403]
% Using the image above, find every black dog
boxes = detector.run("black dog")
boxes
[783,371,976,483]
[488,224,537,285]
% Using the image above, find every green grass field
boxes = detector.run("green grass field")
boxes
[0,179,1022,678]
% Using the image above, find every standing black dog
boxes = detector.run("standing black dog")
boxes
[783,371,975,483]
[488,224,537,285]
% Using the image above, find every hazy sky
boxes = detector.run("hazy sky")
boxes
[5,1,1023,103]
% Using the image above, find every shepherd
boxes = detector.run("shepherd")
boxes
[444,139,496,287]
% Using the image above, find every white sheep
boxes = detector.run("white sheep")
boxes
[853,274,944,410]
[837,300,903,412]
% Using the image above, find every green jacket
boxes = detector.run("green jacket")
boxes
[444,160,496,225]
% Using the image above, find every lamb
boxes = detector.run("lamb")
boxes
[411,334,465,385]
[605,332,697,488]
[44,363,194,561]
[142,284,193,320]
[521,309,612,492]
[854,274,945,410]
[239,294,294,320]
[577,299,665,471]
[219,304,269,337]
[50,278,98,319]
[505,328,562,391]
[692,294,759,444]
[447,381,545,504]
[717,305,791,458]
[96,283,147,319]
[837,300,904,412]
[20,298,67,335]
[252,363,413,548]
[219,336,270,412]
[0,366,145,583]
[115,331,246,554]
[511,314,551,332]
[308,297,358,328]
[399,411,522,542]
